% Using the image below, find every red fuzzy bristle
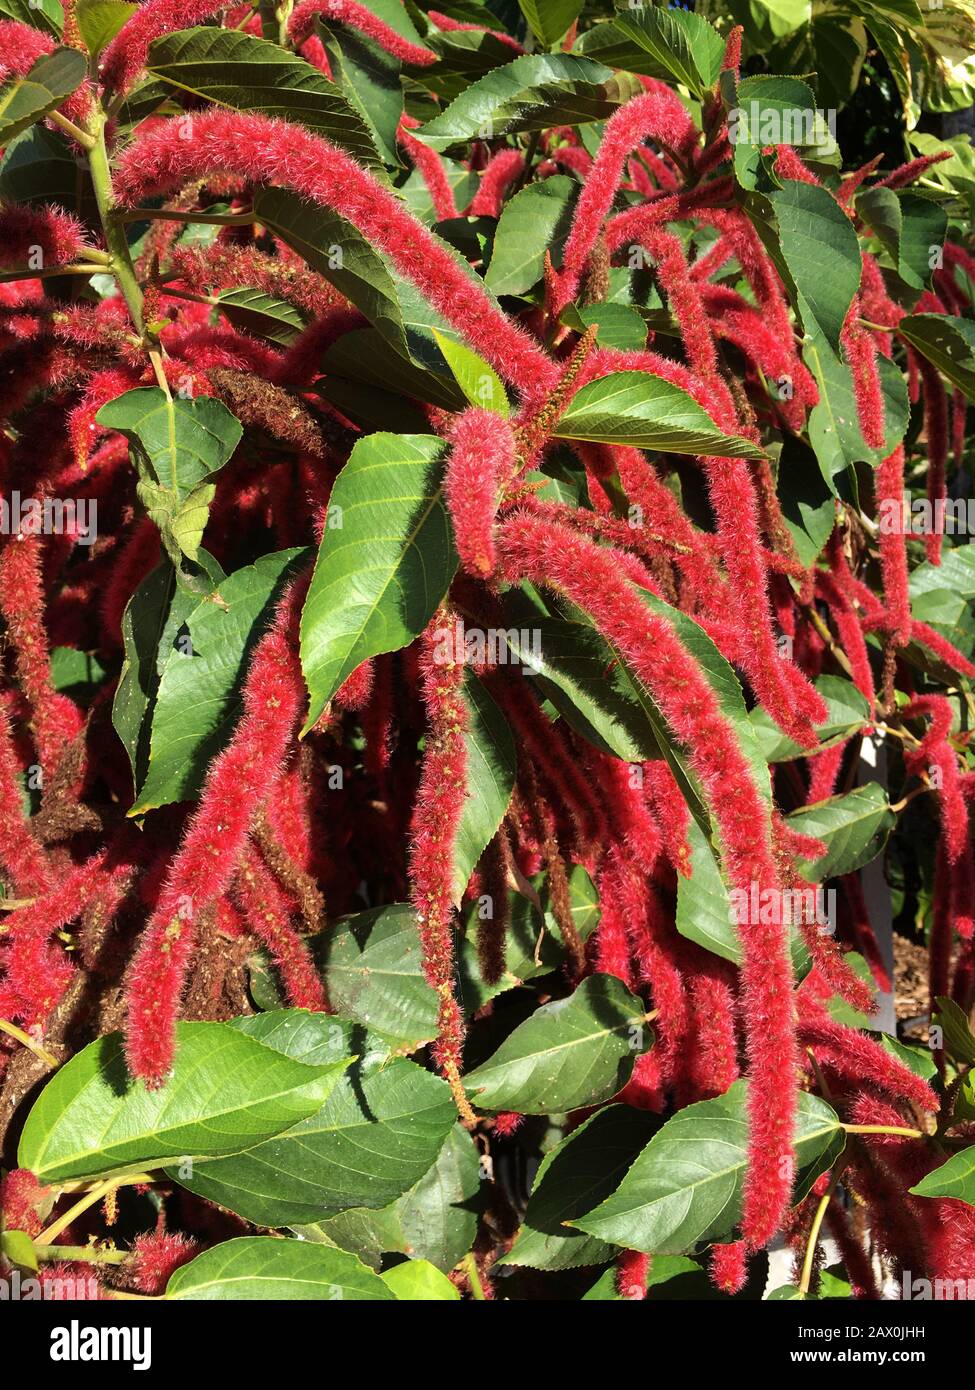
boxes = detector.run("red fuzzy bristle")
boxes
[233,844,327,1011]
[289,0,437,64]
[409,614,475,1121]
[101,0,229,94]
[709,1240,747,1294]
[0,205,85,269]
[874,446,911,645]
[800,1019,938,1115]
[616,1249,650,1300]
[841,300,886,450]
[877,151,952,190]
[125,625,304,1084]
[497,513,798,1249]
[0,20,54,81]
[112,110,558,401]
[128,1230,200,1296]
[0,1167,51,1238]
[444,408,517,577]
[398,114,459,222]
[427,10,523,52]
[469,149,525,217]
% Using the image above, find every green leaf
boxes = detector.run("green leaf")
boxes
[0,124,97,222]
[518,0,582,49]
[575,5,724,98]
[96,388,242,567]
[49,646,107,699]
[0,47,86,144]
[766,180,862,350]
[0,0,63,39]
[571,1082,844,1254]
[856,188,947,294]
[0,1229,38,1272]
[299,433,457,731]
[787,783,896,880]
[501,1105,658,1270]
[750,674,870,763]
[381,1259,460,1300]
[415,53,640,156]
[507,615,662,763]
[933,996,975,1066]
[431,328,509,416]
[75,0,136,58]
[112,553,225,793]
[147,27,383,173]
[553,372,767,458]
[307,1122,481,1273]
[463,974,648,1114]
[453,670,515,902]
[561,302,648,353]
[310,905,439,1049]
[18,1021,350,1184]
[485,175,578,296]
[128,549,308,813]
[166,1237,394,1300]
[216,287,306,346]
[318,2,409,165]
[676,820,812,977]
[172,1013,456,1225]
[880,1034,937,1083]
[910,1148,975,1206]
[729,75,829,188]
[254,187,407,350]
[898,313,975,403]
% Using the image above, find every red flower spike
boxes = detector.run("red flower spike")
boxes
[128,1231,200,1296]
[874,446,911,645]
[0,702,52,896]
[233,844,327,1011]
[877,151,952,190]
[409,614,475,1122]
[112,110,558,400]
[616,1249,650,1300]
[721,25,743,77]
[469,149,525,217]
[444,408,517,577]
[125,626,303,1084]
[497,512,798,1249]
[398,114,459,223]
[427,10,523,52]
[101,0,231,95]
[289,0,437,64]
[554,88,700,312]
[800,1019,938,1115]
[0,206,85,269]
[710,1241,747,1295]
[840,300,885,450]
[774,147,821,186]
[0,20,54,81]
[492,1111,523,1138]
[0,1168,51,1238]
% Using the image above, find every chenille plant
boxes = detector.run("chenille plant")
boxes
[0,0,973,1305]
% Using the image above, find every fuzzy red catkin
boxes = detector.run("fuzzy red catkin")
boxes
[497,513,798,1249]
[128,1230,200,1296]
[616,1249,649,1300]
[874,446,912,645]
[469,149,525,217]
[100,0,231,94]
[112,110,558,400]
[444,408,517,578]
[841,300,886,450]
[877,151,952,190]
[427,9,523,52]
[125,626,303,1085]
[288,0,437,64]
[915,356,948,565]
[554,88,699,311]
[800,1019,938,1115]
[903,695,970,867]
[0,205,85,270]
[0,20,54,82]
[398,114,458,222]
[0,701,52,896]
[409,615,474,1117]
[814,570,876,705]
[710,1241,747,1294]
[233,844,327,1011]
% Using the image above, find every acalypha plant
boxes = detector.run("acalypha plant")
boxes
[0,0,973,1307]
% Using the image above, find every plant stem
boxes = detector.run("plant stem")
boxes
[118,207,257,226]
[37,1177,121,1245]
[463,1253,486,1301]
[48,110,96,150]
[0,264,108,284]
[87,113,146,335]
[842,1123,924,1138]
[798,1159,846,1297]
[0,1017,58,1066]
[35,1244,128,1265]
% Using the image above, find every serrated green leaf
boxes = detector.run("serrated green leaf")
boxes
[787,782,895,880]
[216,287,306,346]
[571,1082,844,1254]
[147,26,383,172]
[553,372,767,458]
[0,1229,38,1272]
[75,0,135,58]
[171,1013,456,1226]
[431,328,509,416]
[0,47,86,143]
[910,1147,975,1205]
[485,175,578,295]
[767,180,862,350]
[416,53,639,155]
[96,388,242,566]
[856,187,946,294]
[463,974,648,1114]
[898,313,975,403]
[933,995,975,1065]
[518,0,582,49]
[128,549,308,813]
[18,1021,349,1184]
[381,1258,460,1300]
[299,433,457,730]
[502,1105,658,1270]
[166,1237,394,1300]
[575,5,723,97]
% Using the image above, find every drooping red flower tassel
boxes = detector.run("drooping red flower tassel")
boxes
[125,625,303,1084]
[874,446,911,645]
[710,1240,748,1294]
[409,611,476,1123]
[444,408,517,577]
[289,0,437,64]
[398,114,459,223]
